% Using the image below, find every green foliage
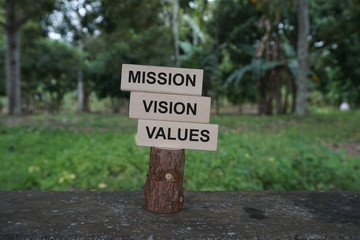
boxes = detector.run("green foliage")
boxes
[2,0,359,113]
[213,0,260,47]
[100,0,164,34]
[205,0,260,105]
[0,111,359,191]
[88,0,173,102]
[51,0,101,42]
[227,59,283,84]
[310,0,360,106]
[22,37,82,112]
[0,30,4,96]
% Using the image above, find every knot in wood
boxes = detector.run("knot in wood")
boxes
[165,172,175,181]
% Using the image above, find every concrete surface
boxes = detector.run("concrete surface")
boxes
[0,191,359,239]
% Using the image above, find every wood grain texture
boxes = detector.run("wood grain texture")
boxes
[129,92,211,123]
[144,147,185,213]
[120,64,203,96]
[136,120,218,151]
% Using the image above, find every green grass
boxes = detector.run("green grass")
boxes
[0,110,359,191]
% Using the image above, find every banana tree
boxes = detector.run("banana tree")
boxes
[226,36,298,115]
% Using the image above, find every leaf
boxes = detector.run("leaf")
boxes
[287,59,298,78]
[238,44,256,56]
[251,58,264,79]
[182,14,206,43]
[261,60,283,70]
[282,41,296,58]
[179,41,193,55]
[226,58,284,90]
[226,65,252,86]
[251,59,283,79]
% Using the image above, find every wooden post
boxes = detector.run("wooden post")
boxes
[121,64,217,213]
[144,147,185,213]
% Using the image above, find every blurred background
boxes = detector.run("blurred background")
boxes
[0,0,359,191]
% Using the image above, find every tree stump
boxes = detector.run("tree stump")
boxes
[144,147,185,213]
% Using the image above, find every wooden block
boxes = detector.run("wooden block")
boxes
[136,120,218,151]
[129,92,211,123]
[121,64,203,96]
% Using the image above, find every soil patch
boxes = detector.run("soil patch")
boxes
[328,143,360,157]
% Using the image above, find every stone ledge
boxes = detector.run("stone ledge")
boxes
[1,191,359,239]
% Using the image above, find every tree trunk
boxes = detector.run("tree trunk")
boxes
[292,78,297,113]
[172,0,180,67]
[282,72,291,114]
[258,78,267,115]
[76,68,85,112]
[76,40,86,113]
[144,147,185,213]
[274,69,282,115]
[5,0,21,116]
[83,90,90,112]
[110,97,121,113]
[264,69,274,115]
[295,0,309,115]
[273,36,282,115]
[215,91,220,116]
[256,16,275,116]
[265,75,273,115]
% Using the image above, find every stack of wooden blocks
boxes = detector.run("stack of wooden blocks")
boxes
[121,64,218,151]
